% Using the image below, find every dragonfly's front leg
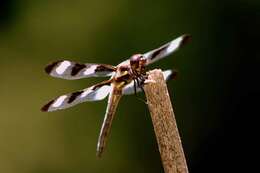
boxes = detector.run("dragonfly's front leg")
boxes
[133,79,137,95]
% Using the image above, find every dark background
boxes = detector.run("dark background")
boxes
[0,0,259,172]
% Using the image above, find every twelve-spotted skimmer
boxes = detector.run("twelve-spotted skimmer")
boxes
[41,34,190,157]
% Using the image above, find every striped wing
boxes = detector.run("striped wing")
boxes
[122,69,177,95]
[45,60,116,80]
[143,34,191,66]
[41,80,112,112]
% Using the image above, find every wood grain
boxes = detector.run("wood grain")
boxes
[144,69,189,173]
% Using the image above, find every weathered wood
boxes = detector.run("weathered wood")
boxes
[144,69,189,173]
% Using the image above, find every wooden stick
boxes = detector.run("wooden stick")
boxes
[143,69,189,173]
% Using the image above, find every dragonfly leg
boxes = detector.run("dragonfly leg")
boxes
[133,79,137,96]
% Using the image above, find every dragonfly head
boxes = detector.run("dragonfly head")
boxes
[130,54,146,73]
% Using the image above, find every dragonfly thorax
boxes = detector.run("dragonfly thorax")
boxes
[112,65,132,89]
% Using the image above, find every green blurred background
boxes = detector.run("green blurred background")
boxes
[0,0,259,173]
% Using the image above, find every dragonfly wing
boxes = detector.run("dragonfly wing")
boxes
[143,34,191,66]
[96,86,122,157]
[41,80,112,112]
[45,60,116,80]
[122,69,177,95]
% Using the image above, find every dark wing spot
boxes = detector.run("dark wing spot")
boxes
[92,83,104,91]
[169,70,178,80]
[68,91,84,103]
[45,61,62,74]
[151,46,167,60]
[95,65,115,73]
[92,85,99,91]
[41,100,55,112]
[71,63,86,76]
[180,34,192,47]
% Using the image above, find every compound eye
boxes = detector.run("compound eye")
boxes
[140,58,146,65]
[130,54,142,66]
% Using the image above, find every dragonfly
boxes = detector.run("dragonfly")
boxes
[41,34,191,157]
